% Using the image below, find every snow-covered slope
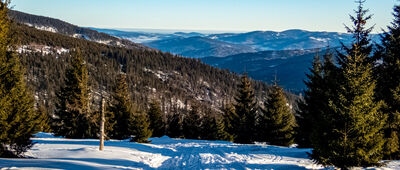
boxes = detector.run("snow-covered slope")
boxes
[0,133,399,169]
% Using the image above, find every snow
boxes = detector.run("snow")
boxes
[73,34,90,40]
[126,36,160,43]
[0,133,399,169]
[309,37,330,42]
[56,47,70,54]
[209,36,218,40]
[16,45,69,55]
[34,26,58,33]
[143,68,169,82]
[95,40,112,45]
[23,23,58,33]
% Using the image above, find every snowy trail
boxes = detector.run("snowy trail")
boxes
[0,133,399,169]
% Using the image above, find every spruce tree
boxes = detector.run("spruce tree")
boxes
[0,0,41,157]
[375,4,400,159]
[222,104,238,141]
[131,111,152,143]
[36,102,52,132]
[214,116,233,141]
[201,112,232,141]
[260,83,296,146]
[182,105,201,139]
[296,49,338,148]
[52,49,94,139]
[233,75,258,144]
[296,52,323,148]
[311,1,385,168]
[147,100,165,137]
[108,74,136,140]
[166,111,183,138]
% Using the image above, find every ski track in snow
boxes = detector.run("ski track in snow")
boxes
[0,133,399,170]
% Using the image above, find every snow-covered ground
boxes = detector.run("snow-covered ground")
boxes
[0,133,399,170]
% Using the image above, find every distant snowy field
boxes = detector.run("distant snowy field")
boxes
[0,133,399,170]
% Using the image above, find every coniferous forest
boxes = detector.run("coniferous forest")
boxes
[1,0,400,169]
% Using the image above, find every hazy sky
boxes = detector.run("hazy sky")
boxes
[12,0,398,33]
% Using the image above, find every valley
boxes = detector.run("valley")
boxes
[92,27,380,91]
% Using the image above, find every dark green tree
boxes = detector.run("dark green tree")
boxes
[166,110,183,138]
[108,74,135,140]
[214,116,234,141]
[374,4,400,159]
[131,111,152,143]
[52,49,94,139]
[222,104,238,141]
[0,0,41,157]
[201,112,233,141]
[147,100,165,137]
[296,49,338,148]
[296,52,323,148]
[260,83,296,146]
[36,102,52,133]
[233,75,258,144]
[311,1,386,168]
[182,105,201,139]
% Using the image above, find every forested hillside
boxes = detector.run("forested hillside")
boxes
[11,21,297,116]
[8,10,150,50]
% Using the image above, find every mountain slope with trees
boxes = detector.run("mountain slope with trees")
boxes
[8,10,151,50]
[10,11,300,123]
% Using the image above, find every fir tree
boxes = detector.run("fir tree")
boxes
[311,1,386,168]
[233,75,258,144]
[375,4,400,159]
[131,111,152,143]
[166,110,183,138]
[201,113,233,141]
[0,0,41,157]
[214,116,234,141]
[296,52,323,148]
[36,102,51,133]
[108,74,135,140]
[182,105,201,139]
[296,49,338,148]
[222,104,238,141]
[260,82,296,146]
[147,100,165,137]
[52,49,94,139]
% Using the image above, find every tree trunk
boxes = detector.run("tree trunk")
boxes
[99,97,105,151]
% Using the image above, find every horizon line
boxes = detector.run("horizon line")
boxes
[92,27,358,34]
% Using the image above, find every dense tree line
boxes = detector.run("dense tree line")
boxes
[223,75,296,145]
[0,0,46,157]
[296,1,400,169]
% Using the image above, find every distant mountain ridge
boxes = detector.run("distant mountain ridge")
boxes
[201,49,334,92]
[145,36,257,58]
[206,30,350,51]
[93,27,380,58]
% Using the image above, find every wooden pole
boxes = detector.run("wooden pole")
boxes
[99,97,105,151]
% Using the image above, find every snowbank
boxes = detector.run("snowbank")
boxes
[0,133,399,169]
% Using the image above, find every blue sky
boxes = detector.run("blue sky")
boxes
[12,0,398,33]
